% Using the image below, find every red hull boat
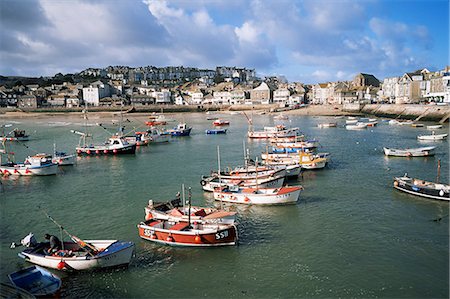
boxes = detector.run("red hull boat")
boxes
[137,219,238,247]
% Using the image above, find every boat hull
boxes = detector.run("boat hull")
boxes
[19,240,135,271]
[383,147,436,157]
[0,163,57,176]
[138,220,237,247]
[214,186,302,205]
[206,129,227,134]
[394,176,450,201]
[76,144,136,155]
[8,265,61,297]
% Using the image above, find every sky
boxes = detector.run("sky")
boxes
[0,0,448,83]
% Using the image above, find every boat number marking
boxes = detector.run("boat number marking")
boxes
[144,229,153,236]
[215,230,229,240]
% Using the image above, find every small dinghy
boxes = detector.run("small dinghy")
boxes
[426,124,443,130]
[394,175,449,201]
[383,146,436,157]
[8,265,61,297]
[417,132,448,141]
[213,185,302,205]
[205,129,227,134]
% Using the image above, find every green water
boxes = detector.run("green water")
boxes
[0,113,448,298]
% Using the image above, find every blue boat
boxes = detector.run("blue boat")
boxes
[8,265,62,297]
[168,123,192,136]
[205,129,227,135]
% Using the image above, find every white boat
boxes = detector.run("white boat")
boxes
[248,125,299,139]
[318,123,337,128]
[346,122,367,130]
[0,152,58,176]
[426,125,443,130]
[17,233,134,271]
[274,114,289,120]
[147,128,170,143]
[417,132,448,141]
[213,185,302,205]
[201,174,285,192]
[345,119,358,125]
[389,120,414,126]
[297,152,328,169]
[383,146,436,157]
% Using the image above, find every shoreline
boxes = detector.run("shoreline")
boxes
[0,104,449,122]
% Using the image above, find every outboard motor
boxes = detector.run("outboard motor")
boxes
[21,232,38,248]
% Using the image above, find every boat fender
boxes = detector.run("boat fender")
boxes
[200,180,206,186]
[439,190,445,197]
[194,235,202,243]
[393,181,399,187]
[57,261,66,270]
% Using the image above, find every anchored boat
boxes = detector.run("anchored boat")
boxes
[8,265,61,297]
[213,185,302,205]
[383,146,436,157]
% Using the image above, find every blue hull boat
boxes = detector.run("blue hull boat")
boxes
[206,129,227,134]
[8,265,62,297]
[169,123,192,136]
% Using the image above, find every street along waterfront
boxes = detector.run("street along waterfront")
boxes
[0,112,448,298]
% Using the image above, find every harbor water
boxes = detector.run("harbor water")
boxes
[0,113,448,298]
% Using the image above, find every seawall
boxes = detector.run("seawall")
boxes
[359,104,450,122]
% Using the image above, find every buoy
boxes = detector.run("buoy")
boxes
[244,197,250,202]
[393,181,399,187]
[86,150,91,155]
[439,190,444,197]
[95,150,100,154]
[103,150,108,154]
[77,150,81,154]
[57,261,66,270]
[194,235,202,243]
[113,149,118,154]
[166,235,173,242]
[14,169,19,174]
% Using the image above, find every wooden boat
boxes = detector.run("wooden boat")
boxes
[144,198,236,224]
[0,150,57,176]
[383,146,436,157]
[346,122,367,130]
[167,123,192,136]
[8,266,61,297]
[138,219,238,247]
[0,128,30,142]
[393,175,449,201]
[248,125,299,139]
[205,129,227,134]
[426,124,443,130]
[201,174,285,192]
[213,119,230,126]
[17,232,135,271]
[417,132,448,141]
[213,185,302,205]
[318,123,337,128]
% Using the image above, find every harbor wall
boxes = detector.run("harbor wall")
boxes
[360,104,450,122]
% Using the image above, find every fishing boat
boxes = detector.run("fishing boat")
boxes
[317,123,337,128]
[0,128,30,142]
[417,132,448,141]
[393,175,449,201]
[426,124,443,130]
[124,131,151,146]
[144,195,236,225]
[366,121,378,127]
[147,128,170,143]
[167,123,192,136]
[213,185,302,205]
[0,149,58,176]
[248,125,299,139]
[297,152,328,169]
[201,174,285,192]
[346,122,367,130]
[260,159,302,178]
[210,165,287,181]
[15,211,135,271]
[137,218,238,247]
[383,146,436,157]
[72,109,137,155]
[73,134,137,155]
[345,119,358,125]
[52,144,75,166]
[205,129,227,134]
[8,266,61,297]
[212,119,230,126]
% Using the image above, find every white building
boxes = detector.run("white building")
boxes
[153,89,171,104]
[273,88,290,106]
[213,91,231,105]
[82,81,111,106]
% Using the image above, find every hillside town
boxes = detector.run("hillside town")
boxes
[0,65,449,109]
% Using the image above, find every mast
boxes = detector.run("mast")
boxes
[255,157,259,192]
[217,145,223,208]
[187,187,192,227]
[436,159,441,184]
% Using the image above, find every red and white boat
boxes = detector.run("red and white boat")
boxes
[213,119,230,126]
[138,219,238,247]
[201,174,285,192]
[1,152,57,176]
[144,198,236,224]
[248,125,299,139]
[213,185,302,205]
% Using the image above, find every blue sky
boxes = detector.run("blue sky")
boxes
[0,0,448,83]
